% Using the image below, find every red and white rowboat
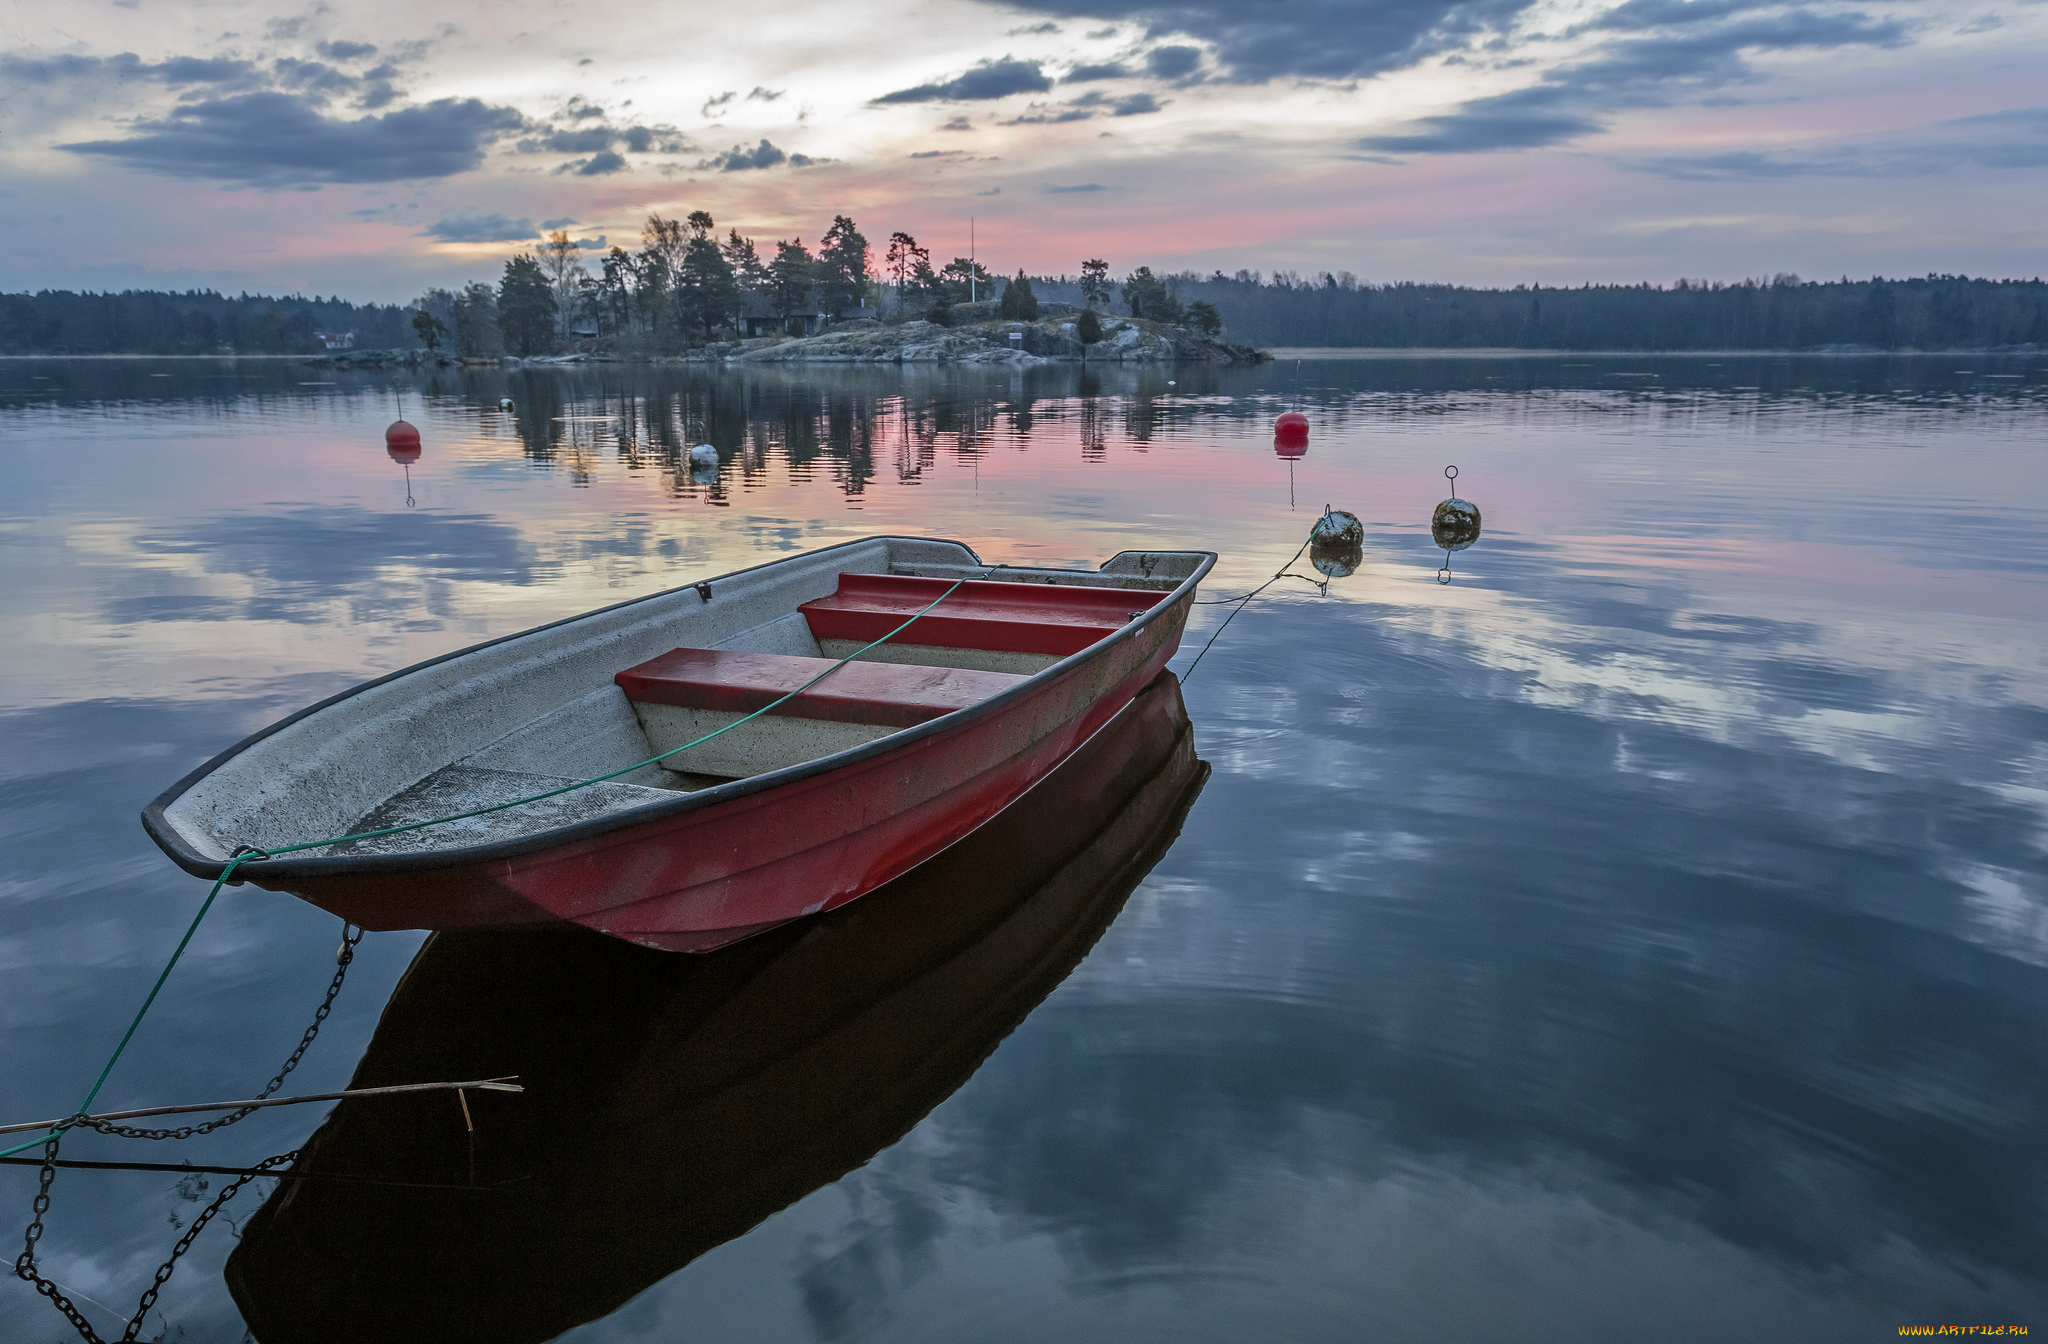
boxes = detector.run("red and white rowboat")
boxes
[143,536,1214,951]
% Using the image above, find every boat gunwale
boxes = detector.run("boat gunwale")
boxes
[140,535,1215,882]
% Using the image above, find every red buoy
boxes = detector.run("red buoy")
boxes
[1274,412,1309,458]
[386,420,421,464]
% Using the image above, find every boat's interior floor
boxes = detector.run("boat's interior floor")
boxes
[324,568,1175,859]
[327,765,673,858]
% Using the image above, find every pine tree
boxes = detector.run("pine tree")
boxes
[1000,270,1039,320]
[497,256,557,355]
[770,239,816,330]
[818,216,871,314]
[1079,258,1111,309]
[675,213,739,342]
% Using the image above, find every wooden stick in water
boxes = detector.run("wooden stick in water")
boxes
[0,1078,522,1137]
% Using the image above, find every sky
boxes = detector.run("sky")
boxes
[0,0,2042,301]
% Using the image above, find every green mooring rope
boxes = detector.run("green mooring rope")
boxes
[2,571,988,1160]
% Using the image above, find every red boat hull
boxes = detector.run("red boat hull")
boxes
[259,590,1191,950]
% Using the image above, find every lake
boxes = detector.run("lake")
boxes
[1,352,2043,1342]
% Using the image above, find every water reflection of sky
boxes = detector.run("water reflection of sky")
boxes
[0,355,2043,1341]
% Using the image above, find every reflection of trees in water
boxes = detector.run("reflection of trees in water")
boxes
[892,394,937,485]
[1079,394,1107,462]
[457,362,1249,503]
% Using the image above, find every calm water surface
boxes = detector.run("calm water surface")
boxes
[1,354,2044,1342]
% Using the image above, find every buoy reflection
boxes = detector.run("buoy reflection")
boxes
[1432,465,1482,583]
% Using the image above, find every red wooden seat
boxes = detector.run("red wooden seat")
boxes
[799,574,1163,657]
[616,648,1026,729]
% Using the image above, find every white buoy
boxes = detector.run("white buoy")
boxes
[689,443,718,468]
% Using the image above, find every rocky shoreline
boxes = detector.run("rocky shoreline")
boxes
[304,312,1264,370]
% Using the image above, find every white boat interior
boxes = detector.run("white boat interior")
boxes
[155,538,1206,863]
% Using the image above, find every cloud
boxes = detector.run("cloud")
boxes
[1358,94,1604,153]
[515,122,689,155]
[424,213,535,242]
[521,127,618,153]
[980,0,1547,82]
[269,57,359,95]
[1067,90,1165,116]
[1357,0,1913,156]
[1047,181,1109,192]
[316,40,377,61]
[556,150,628,175]
[746,86,785,102]
[1002,106,1097,124]
[942,116,974,130]
[702,90,737,116]
[1628,105,2048,177]
[874,57,1053,103]
[1063,61,1131,81]
[1144,44,1204,80]
[1006,89,1166,123]
[698,138,814,171]
[0,51,261,88]
[978,186,1003,195]
[60,92,527,185]
[1009,21,1062,33]
[540,216,578,228]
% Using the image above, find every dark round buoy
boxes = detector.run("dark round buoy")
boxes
[386,419,421,448]
[1432,497,1480,550]
[1310,509,1363,548]
[1274,410,1309,453]
[1431,466,1481,551]
[1310,508,1364,579]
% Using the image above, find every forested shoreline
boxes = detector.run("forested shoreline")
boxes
[1032,272,2048,352]
[3,270,2042,355]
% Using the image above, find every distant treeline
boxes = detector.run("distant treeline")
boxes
[4,271,2045,354]
[1030,272,2048,351]
[0,290,418,355]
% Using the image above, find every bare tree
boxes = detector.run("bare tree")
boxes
[538,231,586,340]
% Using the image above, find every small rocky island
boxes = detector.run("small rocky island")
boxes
[305,215,1266,370]
[729,303,1263,365]
[313,304,1261,370]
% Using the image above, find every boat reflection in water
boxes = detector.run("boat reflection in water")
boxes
[226,672,1208,1344]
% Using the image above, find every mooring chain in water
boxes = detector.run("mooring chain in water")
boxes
[13,919,360,1342]
[18,1133,299,1344]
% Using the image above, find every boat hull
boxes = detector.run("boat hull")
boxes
[258,587,1191,950]
[223,673,1208,1344]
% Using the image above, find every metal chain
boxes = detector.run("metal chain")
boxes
[15,1129,297,1344]
[82,924,362,1142]
[123,1149,298,1339]
[16,1133,108,1344]
[15,920,359,1344]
